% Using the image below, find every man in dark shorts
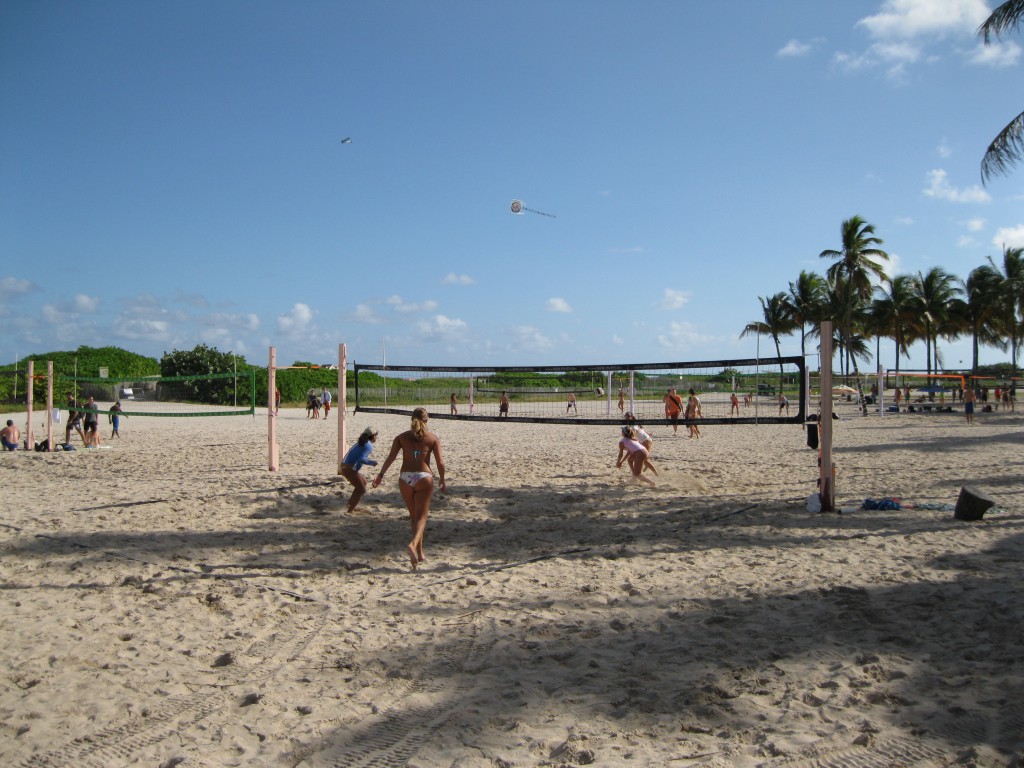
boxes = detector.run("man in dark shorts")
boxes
[65,395,85,445]
[82,396,100,446]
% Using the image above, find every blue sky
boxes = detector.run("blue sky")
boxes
[2,0,1022,372]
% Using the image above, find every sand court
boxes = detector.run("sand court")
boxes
[1,405,1022,766]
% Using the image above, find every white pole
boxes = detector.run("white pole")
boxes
[26,360,34,450]
[338,343,347,474]
[820,321,835,512]
[382,337,387,413]
[469,375,474,415]
[877,364,885,418]
[46,361,53,451]
[268,347,279,471]
[629,371,635,414]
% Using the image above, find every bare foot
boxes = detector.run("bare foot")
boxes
[406,544,419,570]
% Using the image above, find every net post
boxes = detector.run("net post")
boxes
[877,364,884,417]
[338,343,347,475]
[268,347,279,471]
[819,321,835,512]
[26,360,34,450]
[46,361,53,451]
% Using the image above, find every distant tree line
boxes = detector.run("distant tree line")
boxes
[741,215,1023,385]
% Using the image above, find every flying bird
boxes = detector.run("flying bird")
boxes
[340,137,352,144]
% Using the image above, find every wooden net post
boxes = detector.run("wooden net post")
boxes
[337,343,347,475]
[819,321,835,512]
[268,347,279,471]
[26,361,34,450]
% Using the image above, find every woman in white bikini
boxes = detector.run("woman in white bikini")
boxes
[371,407,447,569]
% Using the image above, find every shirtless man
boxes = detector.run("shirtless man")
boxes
[1,420,20,451]
[663,388,683,435]
[566,392,577,415]
[729,392,740,417]
[499,391,510,418]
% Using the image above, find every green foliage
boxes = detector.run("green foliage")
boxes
[272,367,349,404]
[0,346,160,379]
[157,345,244,405]
[160,344,239,377]
[710,367,741,383]
[1,346,161,405]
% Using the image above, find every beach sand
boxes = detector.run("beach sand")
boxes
[1,402,1022,767]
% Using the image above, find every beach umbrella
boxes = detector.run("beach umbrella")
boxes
[832,385,858,394]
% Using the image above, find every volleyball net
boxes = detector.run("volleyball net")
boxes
[353,356,806,425]
[59,371,256,418]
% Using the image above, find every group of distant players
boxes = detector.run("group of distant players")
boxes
[306,387,332,419]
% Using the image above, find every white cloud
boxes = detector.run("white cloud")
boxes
[546,298,572,313]
[882,253,904,278]
[200,312,260,332]
[966,217,986,232]
[993,225,1024,249]
[857,0,988,40]
[173,290,210,308]
[353,303,381,323]
[957,235,977,247]
[73,294,100,313]
[415,314,468,341]
[277,303,314,334]
[41,304,67,324]
[656,321,714,352]
[115,318,172,342]
[923,169,991,203]
[777,39,813,58]
[442,272,475,285]
[386,295,439,312]
[1,277,37,295]
[508,325,555,352]
[968,40,1022,67]
[838,1,989,78]
[657,289,690,311]
[937,139,952,158]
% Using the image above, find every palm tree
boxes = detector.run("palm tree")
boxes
[910,267,963,383]
[820,216,889,410]
[979,246,1024,372]
[740,292,797,390]
[784,270,828,361]
[979,1,1024,182]
[870,274,917,377]
[963,266,1009,372]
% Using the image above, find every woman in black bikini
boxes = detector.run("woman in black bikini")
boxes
[372,407,447,569]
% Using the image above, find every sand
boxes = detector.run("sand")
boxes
[1,401,1022,767]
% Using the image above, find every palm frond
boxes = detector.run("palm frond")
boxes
[978,0,1024,43]
[981,109,1024,183]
